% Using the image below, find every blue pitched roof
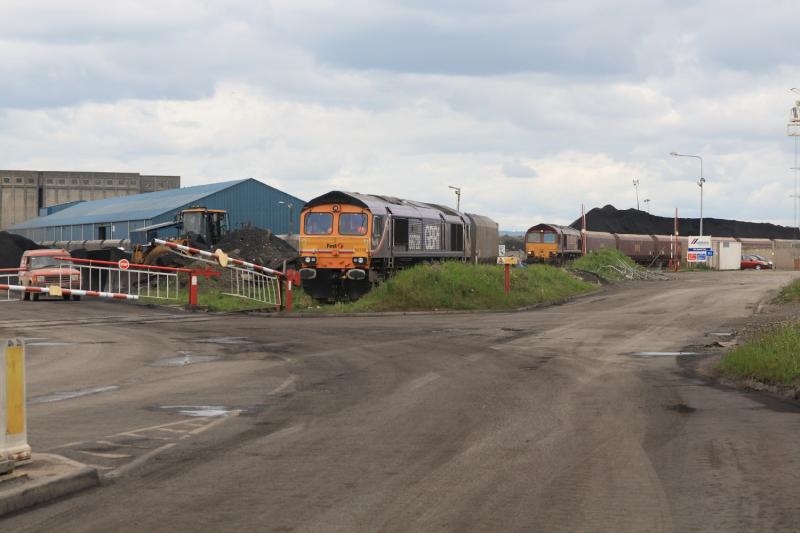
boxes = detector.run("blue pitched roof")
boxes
[10,179,246,230]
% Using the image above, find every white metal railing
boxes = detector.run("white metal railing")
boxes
[56,259,179,300]
[224,265,282,305]
[0,272,21,302]
[153,239,284,308]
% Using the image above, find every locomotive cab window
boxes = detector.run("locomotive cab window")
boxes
[372,215,384,247]
[543,233,556,244]
[527,233,542,243]
[339,213,368,235]
[305,212,333,235]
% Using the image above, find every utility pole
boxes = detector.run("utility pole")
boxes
[643,198,651,213]
[789,88,800,238]
[448,185,462,212]
[632,178,640,210]
[670,152,705,236]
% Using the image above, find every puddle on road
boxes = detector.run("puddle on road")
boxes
[630,351,705,357]
[29,385,120,404]
[709,332,735,337]
[665,403,697,414]
[158,405,236,417]
[149,352,221,367]
[195,337,253,345]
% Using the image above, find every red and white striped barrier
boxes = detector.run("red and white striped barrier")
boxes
[154,239,284,277]
[0,284,139,301]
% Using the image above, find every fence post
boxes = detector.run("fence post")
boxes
[1,339,31,465]
[189,273,199,306]
[504,263,511,295]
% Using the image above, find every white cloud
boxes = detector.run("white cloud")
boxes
[0,0,799,230]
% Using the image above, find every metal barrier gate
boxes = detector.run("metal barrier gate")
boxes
[56,257,179,300]
[154,239,287,309]
[0,269,21,302]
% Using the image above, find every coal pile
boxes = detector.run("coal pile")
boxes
[571,205,799,239]
[215,228,299,270]
[0,231,44,268]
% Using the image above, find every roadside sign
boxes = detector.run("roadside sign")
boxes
[118,259,130,270]
[497,256,518,265]
[498,244,506,257]
[687,235,712,263]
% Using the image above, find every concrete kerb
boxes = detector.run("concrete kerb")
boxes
[0,453,99,518]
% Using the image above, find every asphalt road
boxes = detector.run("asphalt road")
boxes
[2,270,800,532]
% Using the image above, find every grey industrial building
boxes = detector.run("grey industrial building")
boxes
[8,178,304,244]
[0,170,180,229]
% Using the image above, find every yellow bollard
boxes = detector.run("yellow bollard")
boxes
[1,339,30,465]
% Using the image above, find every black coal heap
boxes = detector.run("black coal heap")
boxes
[570,205,798,239]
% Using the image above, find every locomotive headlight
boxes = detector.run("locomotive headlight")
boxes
[353,257,367,265]
[303,256,316,264]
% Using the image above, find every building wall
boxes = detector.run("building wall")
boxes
[0,170,179,229]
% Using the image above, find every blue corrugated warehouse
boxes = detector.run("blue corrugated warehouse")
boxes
[8,178,304,243]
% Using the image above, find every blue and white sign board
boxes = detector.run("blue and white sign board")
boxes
[687,235,712,263]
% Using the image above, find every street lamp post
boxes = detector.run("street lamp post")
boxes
[278,201,294,236]
[670,152,705,236]
[633,178,640,210]
[643,198,651,214]
[448,185,462,211]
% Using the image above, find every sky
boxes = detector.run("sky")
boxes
[1,0,799,230]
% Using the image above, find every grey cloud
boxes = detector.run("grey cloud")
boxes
[502,160,537,178]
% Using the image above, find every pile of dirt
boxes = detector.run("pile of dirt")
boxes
[0,231,45,268]
[571,205,799,239]
[215,228,299,270]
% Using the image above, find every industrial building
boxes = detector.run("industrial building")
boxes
[0,170,180,229]
[8,178,304,244]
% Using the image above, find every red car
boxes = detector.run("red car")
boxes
[740,254,774,270]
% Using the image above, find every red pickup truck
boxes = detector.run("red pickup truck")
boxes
[19,249,82,301]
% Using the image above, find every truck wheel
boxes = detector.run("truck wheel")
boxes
[62,294,70,301]
[23,292,30,301]
[33,293,40,301]
[72,295,81,301]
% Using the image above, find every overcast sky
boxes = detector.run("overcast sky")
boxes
[2,0,799,229]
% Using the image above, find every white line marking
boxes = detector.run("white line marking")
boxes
[75,450,132,459]
[268,375,297,395]
[105,443,177,480]
[409,372,440,391]
[155,427,188,434]
[189,411,241,435]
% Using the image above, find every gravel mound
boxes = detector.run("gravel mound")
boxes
[215,228,298,270]
[571,205,799,239]
[0,231,44,268]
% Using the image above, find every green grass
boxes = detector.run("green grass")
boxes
[298,262,595,312]
[569,248,641,281]
[719,321,800,385]
[140,284,277,312]
[775,278,800,304]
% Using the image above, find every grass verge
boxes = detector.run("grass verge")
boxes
[718,321,800,385]
[140,284,276,312]
[774,278,800,304]
[299,262,596,312]
[569,248,641,281]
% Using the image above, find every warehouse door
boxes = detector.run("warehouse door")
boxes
[97,225,110,240]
